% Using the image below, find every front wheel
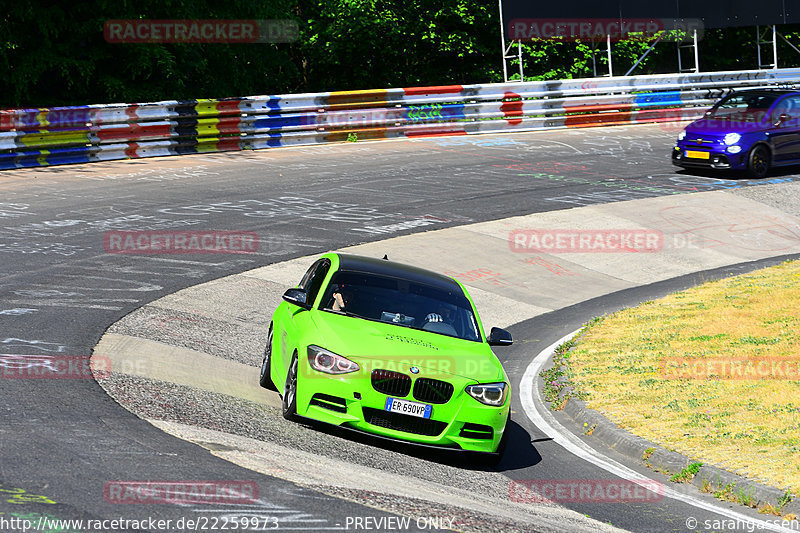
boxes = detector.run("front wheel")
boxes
[258,327,277,391]
[747,145,770,179]
[495,423,509,458]
[282,352,298,420]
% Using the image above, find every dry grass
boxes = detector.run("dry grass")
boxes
[570,259,800,497]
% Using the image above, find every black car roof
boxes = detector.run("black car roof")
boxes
[335,253,461,292]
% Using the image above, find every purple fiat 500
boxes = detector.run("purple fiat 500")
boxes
[672,89,800,178]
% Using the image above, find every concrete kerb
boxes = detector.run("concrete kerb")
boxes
[560,397,799,515]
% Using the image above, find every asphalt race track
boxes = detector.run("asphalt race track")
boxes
[1,124,798,533]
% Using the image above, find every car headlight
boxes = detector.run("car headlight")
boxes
[677,131,686,141]
[307,345,359,374]
[465,382,508,406]
[723,133,741,146]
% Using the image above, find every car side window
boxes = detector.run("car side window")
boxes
[772,98,789,120]
[299,260,321,289]
[773,96,800,125]
[786,96,800,127]
[303,260,330,308]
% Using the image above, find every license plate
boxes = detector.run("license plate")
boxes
[384,397,432,419]
[685,150,710,160]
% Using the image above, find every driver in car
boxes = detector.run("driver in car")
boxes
[331,286,352,312]
[425,304,454,324]
[424,304,458,335]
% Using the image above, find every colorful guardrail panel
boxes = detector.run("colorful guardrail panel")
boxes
[3,68,800,169]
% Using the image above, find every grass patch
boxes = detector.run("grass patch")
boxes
[712,483,758,508]
[760,503,783,516]
[539,321,599,409]
[760,490,793,516]
[670,462,702,483]
[566,259,800,497]
[779,490,794,510]
[642,446,656,468]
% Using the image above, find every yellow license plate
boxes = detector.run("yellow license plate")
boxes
[685,150,710,160]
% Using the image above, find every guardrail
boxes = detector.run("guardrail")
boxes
[3,68,800,170]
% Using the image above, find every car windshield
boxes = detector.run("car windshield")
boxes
[706,93,779,122]
[320,270,481,342]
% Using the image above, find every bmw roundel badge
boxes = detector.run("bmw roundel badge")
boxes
[410,366,420,374]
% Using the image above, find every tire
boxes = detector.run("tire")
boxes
[258,326,277,391]
[747,145,770,179]
[282,352,299,420]
[495,423,509,458]
[490,416,509,463]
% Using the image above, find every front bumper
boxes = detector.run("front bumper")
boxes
[672,145,746,170]
[295,366,510,453]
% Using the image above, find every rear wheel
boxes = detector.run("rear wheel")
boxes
[258,326,277,391]
[282,352,298,420]
[747,145,770,179]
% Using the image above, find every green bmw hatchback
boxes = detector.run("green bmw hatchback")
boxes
[259,253,513,458]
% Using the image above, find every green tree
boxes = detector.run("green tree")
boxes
[3,2,800,108]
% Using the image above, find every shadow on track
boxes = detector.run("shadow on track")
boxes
[674,166,800,180]
[298,417,542,472]
[494,419,543,472]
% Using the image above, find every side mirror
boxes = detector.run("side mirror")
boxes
[487,327,513,346]
[283,288,311,310]
[774,113,789,127]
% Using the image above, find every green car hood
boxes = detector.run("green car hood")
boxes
[307,310,503,381]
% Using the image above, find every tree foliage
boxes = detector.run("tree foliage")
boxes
[2,1,800,108]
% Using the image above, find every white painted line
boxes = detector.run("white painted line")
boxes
[520,330,796,533]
